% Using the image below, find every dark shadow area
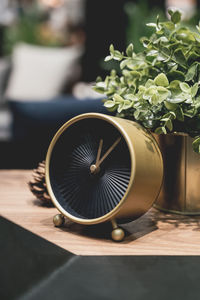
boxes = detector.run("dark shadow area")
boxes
[2,216,200,300]
[32,198,54,208]
[81,0,127,81]
[17,255,200,300]
[0,216,75,300]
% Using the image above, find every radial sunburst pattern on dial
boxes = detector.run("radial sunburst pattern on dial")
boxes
[49,117,131,220]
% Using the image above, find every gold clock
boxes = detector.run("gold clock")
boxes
[45,113,163,241]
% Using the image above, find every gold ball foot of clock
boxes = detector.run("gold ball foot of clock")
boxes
[111,219,125,242]
[53,214,65,227]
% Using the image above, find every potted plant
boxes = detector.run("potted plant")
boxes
[94,10,200,214]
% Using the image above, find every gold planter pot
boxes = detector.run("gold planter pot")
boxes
[153,133,200,215]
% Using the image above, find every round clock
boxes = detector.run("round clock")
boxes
[45,113,163,241]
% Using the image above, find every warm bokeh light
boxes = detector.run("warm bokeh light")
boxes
[166,0,197,19]
[40,0,64,8]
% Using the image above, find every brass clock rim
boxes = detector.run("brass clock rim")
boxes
[45,112,137,225]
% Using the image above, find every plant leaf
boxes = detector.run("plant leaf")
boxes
[167,70,185,82]
[185,63,198,81]
[157,86,170,101]
[173,49,187,66]
[93,86,105,94]
[113,94,124,103]
[175,106,184,121]
[155,126,167,134]
[179,82,190,93]
[184,108,197,117]
[123,100,133,110]
[146,23,157,28]
[191,83,199,97]
[104,55,113,62]
[164,101,178,111]
[104,100,115,108]
[117,103,124,113]
[192,137,200,153]
[167,97,186,104]
[126,43,134,57]
[120,59,130,69]
[165,119,173,131]
[154,73,169,87]
[169,80,182,95]
[109,44,115,54]
[170,10,181,24]
[187,52,199,64]
[113,50,123,61]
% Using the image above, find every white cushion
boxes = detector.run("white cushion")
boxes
[6,43,83,101]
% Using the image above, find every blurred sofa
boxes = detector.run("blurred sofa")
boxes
[9,96,108,141]
[6,96,109,168]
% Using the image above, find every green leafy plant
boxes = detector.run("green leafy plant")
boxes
[94,10,200,153]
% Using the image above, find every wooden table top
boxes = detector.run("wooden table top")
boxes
[1,169,200,255]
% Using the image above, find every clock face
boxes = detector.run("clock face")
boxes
[48,117,131,221]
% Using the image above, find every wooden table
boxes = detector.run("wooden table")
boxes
[1,170,200,255]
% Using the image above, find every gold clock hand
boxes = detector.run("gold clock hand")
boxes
[95,139,103,165]
[96,137,121,168]
[90,139,103,174]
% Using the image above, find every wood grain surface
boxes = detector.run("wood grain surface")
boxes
[1,170,200,255]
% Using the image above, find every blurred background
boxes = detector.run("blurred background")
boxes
[0,0,199,169]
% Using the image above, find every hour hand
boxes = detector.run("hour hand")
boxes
[96,139,103,165]
[90,139,103,174]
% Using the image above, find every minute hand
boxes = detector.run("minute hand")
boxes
[96,137,121,167]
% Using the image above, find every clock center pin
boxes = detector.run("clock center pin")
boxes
[90,164,100,174]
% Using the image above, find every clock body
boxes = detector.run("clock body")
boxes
[45,113,163,225]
